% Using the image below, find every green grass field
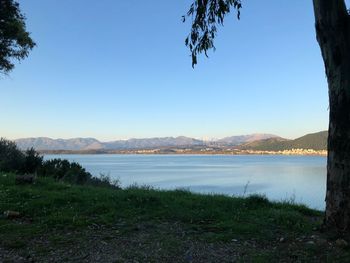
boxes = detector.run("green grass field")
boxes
[1,173,349,262]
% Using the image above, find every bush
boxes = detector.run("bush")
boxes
[39,160,121,188]
[0,138,119,188]
[22,148,43,174]
[38,158,92,185]
[0,138,25,173]
[0,138,43,174]
[87,173,121,189]
[245,194,270,208]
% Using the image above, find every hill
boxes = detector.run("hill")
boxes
[14,137,104,151]
[239,131,328,151]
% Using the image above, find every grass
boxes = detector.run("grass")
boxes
[0,172,349,262]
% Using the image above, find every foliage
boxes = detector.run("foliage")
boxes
[184,0,242,67]
[0,138,42,174]
[38,160,121,187]
[23,148,43,174]
[0,138,119,188]
[38,158,92,185]
[0,0,35,73]
[39,160,121,187]
[87,172,121,189]
[245,194,270,208]
[0,137,25,173]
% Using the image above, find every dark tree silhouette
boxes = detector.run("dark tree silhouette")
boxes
[185,0,350,235]
[0,0,35,74]
[183,0,241,68]
[313,0,350,235]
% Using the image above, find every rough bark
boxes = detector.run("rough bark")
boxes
[313,0,350,234]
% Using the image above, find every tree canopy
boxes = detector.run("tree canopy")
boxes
[0,0,35,74]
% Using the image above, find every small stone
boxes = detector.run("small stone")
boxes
[336,239,348,248]
[15,174,34,185]
[279,237,285,243]
[185,254,193,262]
[231,239,238,242]
[306,241,315,245]
[316,238,328,246]
[3,210,20,219]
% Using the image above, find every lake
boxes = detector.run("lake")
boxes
[44,154,327,210]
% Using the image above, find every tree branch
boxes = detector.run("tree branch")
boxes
[184,0,242,67]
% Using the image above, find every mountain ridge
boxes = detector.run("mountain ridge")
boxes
[13,133,278,151]
[12,132,327,151]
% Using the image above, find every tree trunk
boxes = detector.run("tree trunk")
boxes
[313,0,350,234]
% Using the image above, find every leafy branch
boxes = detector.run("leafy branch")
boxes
[183,0,242,67]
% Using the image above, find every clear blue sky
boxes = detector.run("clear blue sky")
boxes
[2,0,338,141]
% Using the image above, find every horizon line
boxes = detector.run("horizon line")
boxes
[6,130,328,142]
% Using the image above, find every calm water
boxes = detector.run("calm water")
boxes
[44,154,327,210]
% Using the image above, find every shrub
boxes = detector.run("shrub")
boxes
[87,173,121,189]
[39,160,121,188]
[38,158,92,185]
[22,148,43,174]
[0,138,120,189]
[0,138,43,174]
[0,138,25,173]
[245,194,270,208]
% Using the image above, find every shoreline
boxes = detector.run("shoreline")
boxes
[2,173,345,262]
[41,149,327,157]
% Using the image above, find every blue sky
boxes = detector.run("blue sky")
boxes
[1,0,336,141]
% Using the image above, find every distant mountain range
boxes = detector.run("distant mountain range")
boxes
[14,137,104,151]
[14,133,278,151]
[13,131,327,152]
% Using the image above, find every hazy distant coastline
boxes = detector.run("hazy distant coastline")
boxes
[40,148,327,156]
[14,133,277,151]
[14,131,327,156]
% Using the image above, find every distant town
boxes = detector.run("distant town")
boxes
[114,148,327,156]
